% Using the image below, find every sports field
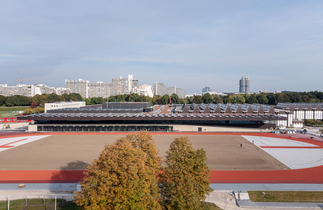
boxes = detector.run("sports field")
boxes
[0,132,322,183]
[0,134,287,171]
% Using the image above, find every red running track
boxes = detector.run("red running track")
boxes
[0,132,322,183]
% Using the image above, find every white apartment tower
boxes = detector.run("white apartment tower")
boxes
[88,82,111,98]
[65,79,89,98]
[111,75,133,95]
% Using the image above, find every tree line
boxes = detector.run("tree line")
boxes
[74,132,212,210]
[1,91,323,107]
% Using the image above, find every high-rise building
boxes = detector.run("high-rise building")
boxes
[239,76,250,93]
[65,79,89,98]
[88,81,111,98]
[110,75,133,95]
[153,83,186,98]
[202,87,212,94]
[132,80,139,89]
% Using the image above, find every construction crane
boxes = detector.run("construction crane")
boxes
[15,77,36,85]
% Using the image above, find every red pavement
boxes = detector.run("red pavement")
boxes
[0,132,322,184]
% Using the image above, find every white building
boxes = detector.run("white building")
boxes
[276,103,323,128]
[65,79,89,98]
[202,91,228,97]
[44,101,86,113]
[0,84,70,97]
[153,83,186,98]
[132,84,154,98]
[88,81,111,98]
[111,75,133,96]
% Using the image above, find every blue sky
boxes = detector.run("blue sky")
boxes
[1,0,323,93]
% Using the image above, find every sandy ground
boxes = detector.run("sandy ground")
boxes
[0,134,288,170]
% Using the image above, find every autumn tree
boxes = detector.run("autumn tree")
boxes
[159,137,212,210]
[74,132,162,210]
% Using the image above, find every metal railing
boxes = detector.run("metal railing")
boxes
[0,194,75,210]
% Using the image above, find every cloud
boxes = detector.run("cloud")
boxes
[0,1,323,93]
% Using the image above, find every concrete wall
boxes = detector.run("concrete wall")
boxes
[173,125,269,132]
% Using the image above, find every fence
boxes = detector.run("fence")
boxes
[0,194,76,210]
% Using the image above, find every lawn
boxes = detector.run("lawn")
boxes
[248,191,323,203]
[0,106,29,117]
[0,199,221,210]
[0,198,79,210]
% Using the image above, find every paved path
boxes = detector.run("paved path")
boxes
[211,183,323,191]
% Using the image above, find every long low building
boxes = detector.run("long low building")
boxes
[19,102,292,132]
[19,102,323,132]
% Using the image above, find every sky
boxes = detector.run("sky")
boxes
[1,0,323,94]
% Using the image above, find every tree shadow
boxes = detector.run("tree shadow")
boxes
[49,161,89,193]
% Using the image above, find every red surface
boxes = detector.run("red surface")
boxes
[0,117,32,123]
[0,138,27,148]
[0,132,322,184]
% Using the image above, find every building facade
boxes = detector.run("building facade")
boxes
[110,75,133,96]
[239,76,250,93]
[44,101,86,113]
[0,84,70,97]
[65,79,89,98]
[132,84,154,98]
[88,82,111,98]
[153,83,186,98]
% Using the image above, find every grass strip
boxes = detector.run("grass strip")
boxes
[248,191,323,203]
[0,199,79,210]
[0,106,30,112]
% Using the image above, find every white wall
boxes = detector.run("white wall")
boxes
[44,101,86,113]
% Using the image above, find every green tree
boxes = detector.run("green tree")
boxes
[231,94,245,104]
[257,94,269,104]
[212,95,223,104]
[160,137,212,210]
[68,93,83,101]
[248,93,258,104]
[5,96,19,106]
[75,133,162,210]
[84,98,91,105]
[202,93,213,104]
[48,93,59,103]
[171,93,180,104]
[192,95,203,104]
[0,95,5,106]
[157,95,169,104]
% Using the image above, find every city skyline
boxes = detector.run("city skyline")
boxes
[1,1,323,93]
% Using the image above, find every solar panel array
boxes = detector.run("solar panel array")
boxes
[276,103,323,110]
[27,112,284,119]
[181,103,274,113]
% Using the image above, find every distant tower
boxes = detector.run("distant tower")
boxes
[202,87,212,94]
[239,76,250,93]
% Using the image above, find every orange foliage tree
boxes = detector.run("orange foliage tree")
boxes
[74,132,162,210]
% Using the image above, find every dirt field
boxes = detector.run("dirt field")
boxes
[0,134,288,170]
